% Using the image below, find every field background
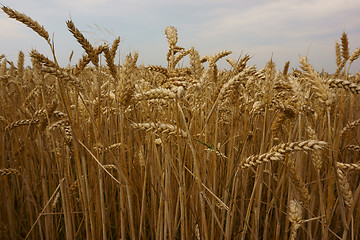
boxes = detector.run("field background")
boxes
[1,6,360,240]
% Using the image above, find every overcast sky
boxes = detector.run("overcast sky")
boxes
[1,0,359,73]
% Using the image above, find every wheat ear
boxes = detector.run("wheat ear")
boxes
[30,50,57,68]
[336,162,360,171]
[340,119,360,140]
[346,145,360,152]
[240,152,283,169]
[334,60,346,78]
[110,36,121,59]
[165,26,178,48]
[66,20,98,66]
[349,46,360,65]
[1,6,50,43]
[135,88,176,101]
[202,50,232,68]
[174,49,192,66]
[41,66,84,91]
[239,140,326,170]
[0,168,21,176]
[103,46,118,80]
[5,118,40,131]
[189,47,203,79]
[300,56,332,105]
[325,79,360,94]
[306,127,323,174]
[147,65,169,77]
[269,139,327,154]
[131,122,188,139]
[336,167,353,209]
[335,41,342,67]
[283,61,290,76]
[341,32,349,62]
[286,158,311,207]
[288,199,303,240]
[17,51,24,81]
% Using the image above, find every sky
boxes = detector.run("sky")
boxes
[0,0,359,74]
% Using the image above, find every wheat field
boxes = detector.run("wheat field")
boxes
[1,6,360,240]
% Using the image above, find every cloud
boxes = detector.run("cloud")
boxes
[0,18,32,39]
[187,0,360,42]
[61,0,110,8]
[0,0,359,73]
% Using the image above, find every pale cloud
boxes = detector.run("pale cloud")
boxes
[0,0,359,72]
[189,0,360,41]
[61,0,110,8]
[173,0,360,72]
[0,18,32,39]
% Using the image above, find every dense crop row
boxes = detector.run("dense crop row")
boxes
[1,6,360,239]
